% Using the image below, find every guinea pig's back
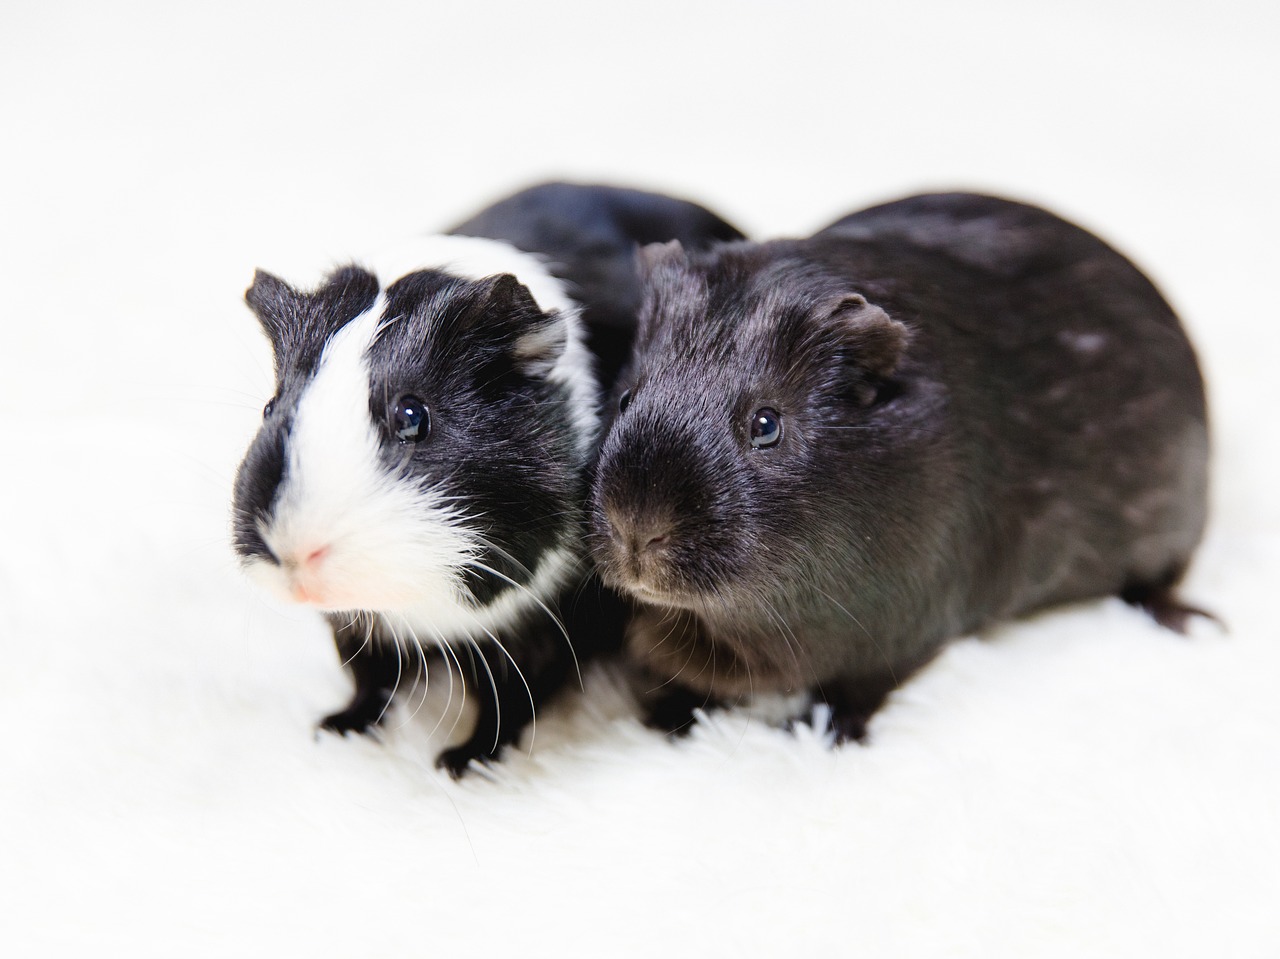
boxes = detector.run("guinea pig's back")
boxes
[816,193,1209,623]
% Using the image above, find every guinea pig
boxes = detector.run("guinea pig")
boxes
[589,191,1210,742]
[231,182,743,776]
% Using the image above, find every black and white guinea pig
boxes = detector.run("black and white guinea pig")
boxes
[231,182,743,776]
[590,191,1210,742]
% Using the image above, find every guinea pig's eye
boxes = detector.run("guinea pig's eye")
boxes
[618,389,632,414]
[390,394,430,444]
[263,398,276,419]
[749,408,782,450]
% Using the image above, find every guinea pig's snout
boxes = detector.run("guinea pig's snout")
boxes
[592,410,736,600]
[593,497,682,595]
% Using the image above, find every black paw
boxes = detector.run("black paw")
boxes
[786,703,871,744]
[827,708,870,745]
[318,705,385,739]
[1120,583,1221,635]
[434,743,498,780]
[643,685,720,737]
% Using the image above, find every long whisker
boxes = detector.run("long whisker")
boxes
[809,582,897,684]
[389,612,434,729]
[469,621,537,758]
[464,558,581,690]
[429,627,469,745]
[467,637,504,756]
[337,612,375,668]
[374,620,405,727]
[644,608,689,693]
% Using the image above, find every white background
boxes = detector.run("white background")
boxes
[1,1,1277,956]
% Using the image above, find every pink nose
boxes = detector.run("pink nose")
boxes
[287,545,331,605]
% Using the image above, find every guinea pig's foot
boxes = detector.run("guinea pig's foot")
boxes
[1120,583,1221,635]
[783,705,868,744]
[642,685,721,738]
[317,694,392,739]
[818,674,899,745]
[826,708,871,745]
[434,742,500,780]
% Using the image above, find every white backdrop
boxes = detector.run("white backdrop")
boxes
[2,1,1277,955]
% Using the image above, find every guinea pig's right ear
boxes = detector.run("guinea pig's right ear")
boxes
[473,273,570,376]
[828,294,910,377]
[244,269,299,346]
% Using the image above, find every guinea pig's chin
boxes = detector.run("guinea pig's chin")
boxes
[604,573,707,612]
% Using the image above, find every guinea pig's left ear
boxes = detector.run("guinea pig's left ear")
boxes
[478,273,569,375]
[245,269,299,346]
[828,294,910,377]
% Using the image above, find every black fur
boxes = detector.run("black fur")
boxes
[591,192,1211,740]
[233,183,743,774]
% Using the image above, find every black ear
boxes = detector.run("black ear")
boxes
[828,294,909,377]
[636,239,685,281]
[245,269,299,344]
[475,272,540,315]
[475,273,568,375]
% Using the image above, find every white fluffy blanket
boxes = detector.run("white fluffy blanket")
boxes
[2,1,1277,955]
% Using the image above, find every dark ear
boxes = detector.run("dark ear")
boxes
[636,239,685,281]
[828,294,909,377]
[245,269,299,344]
[476,273,568,374]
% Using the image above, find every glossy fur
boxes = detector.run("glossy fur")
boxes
[591,192,1210,741]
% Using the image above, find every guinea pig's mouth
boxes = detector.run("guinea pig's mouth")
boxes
[622,580,685,606]
[593,554,715,612]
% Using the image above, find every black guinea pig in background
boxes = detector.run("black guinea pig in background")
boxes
[590,192,1211,742]
[231,182,743,776]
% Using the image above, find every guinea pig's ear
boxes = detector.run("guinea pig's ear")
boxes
[477,273,568,375]
[828,294,910,377]
[245,269,299,346]
[636,239,686,280]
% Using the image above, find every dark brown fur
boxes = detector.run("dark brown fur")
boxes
[590,192,1210,739]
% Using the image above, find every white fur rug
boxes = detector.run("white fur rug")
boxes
[2,1,1277,955]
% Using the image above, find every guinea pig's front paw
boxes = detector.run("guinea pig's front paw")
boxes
[317,703,387,739]
[642,685,722,738]
[434,743,498,780]
[825,708,871,745]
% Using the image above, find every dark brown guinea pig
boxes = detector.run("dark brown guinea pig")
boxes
[589,192,1210,742]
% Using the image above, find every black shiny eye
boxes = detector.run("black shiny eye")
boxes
[749,408,782,449]
[391,394,430,443]
[618,389,632,413]
[263,398,276,419]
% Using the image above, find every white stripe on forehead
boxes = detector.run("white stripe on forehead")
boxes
[359,234,600,456]
[362,234,579,317]
[289,294,384,497]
